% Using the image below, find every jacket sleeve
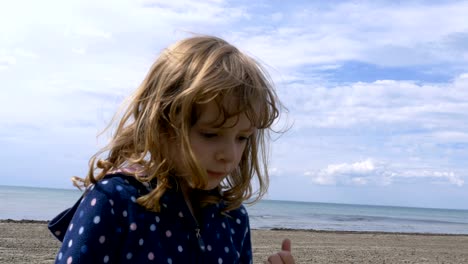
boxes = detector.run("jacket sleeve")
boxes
[239,206,253,264]
[54,183,123,264]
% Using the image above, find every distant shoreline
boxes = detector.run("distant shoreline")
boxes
[0,219,50,224]
[2,219,467,237]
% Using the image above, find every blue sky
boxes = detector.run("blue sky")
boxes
[1,0,468,210]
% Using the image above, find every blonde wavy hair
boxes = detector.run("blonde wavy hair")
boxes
[74,35,281,212]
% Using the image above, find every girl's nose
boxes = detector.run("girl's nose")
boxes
[215,140,237,163]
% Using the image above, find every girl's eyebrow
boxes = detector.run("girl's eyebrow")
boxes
[197,124,255,133]
[239,128,255,133]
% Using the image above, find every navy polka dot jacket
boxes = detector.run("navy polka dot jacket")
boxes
[48,173,253,263]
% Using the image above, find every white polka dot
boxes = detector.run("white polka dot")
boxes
[236,218,241,224]
[221,222,226,229]
[69,223,73,231]
[237,251,240,257]
[116,185,123,191]
[67,256,72,264]
[178,211,184,218]
[139,238,144,246]
[178,245,183,252]
[58,252,62,260]
[167,258,172,264]
[166,230,172,237]
[99,236,106,244]
[90,184,95,190]
[207,245,212,251]
[130,223,137,231]
[55,230,61,236]
[241,208,246,214]
[79,226,84,235]
[131,196,136,203]
[162,203,167,208]
[148,252,154,260]
[102,180,108,184]
[150,224,156,231]
[103,255,109,263]
[68,239,73,248]
[224,246,229,253]
[111,208,115,215]
[155,216,160,223]
[126,252,133,259]
[109,199,114,206]
[231,228,235,234]
[91,198,97,206]
[93,216,101,224]
[212,213,215,218]
[218,257,223,264]
[123,210,128,217]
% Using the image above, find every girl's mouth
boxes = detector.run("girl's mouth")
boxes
[207,170,225,178]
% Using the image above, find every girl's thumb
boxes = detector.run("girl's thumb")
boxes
[281,238,292,252]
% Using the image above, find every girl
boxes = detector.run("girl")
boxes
[49,35,295,264]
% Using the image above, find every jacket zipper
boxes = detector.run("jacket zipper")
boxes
[195,227,206,252]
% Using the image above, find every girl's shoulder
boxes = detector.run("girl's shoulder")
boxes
[219,202,250,226]
[74,173,154,214]
[90,173,153,199]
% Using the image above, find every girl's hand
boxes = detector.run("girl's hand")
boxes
[264,238,296,264]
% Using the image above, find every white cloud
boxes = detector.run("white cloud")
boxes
[0,55,16,67]
[282,73,468,132]
[431,131,468,143]
[65,25,112,39]
[323,159,375,175]
[305,159,464,187]
[305,159,378,185]
[229,1,468,72]
[71,48,86,55]
[398,170,464,186]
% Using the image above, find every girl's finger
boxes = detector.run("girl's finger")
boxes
[267,253,283,263]
[281,238,292,252]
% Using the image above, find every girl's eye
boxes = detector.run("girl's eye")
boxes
[201,132,217,138]
[238,135,251,142]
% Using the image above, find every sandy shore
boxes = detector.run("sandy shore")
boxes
[1,220,468,263]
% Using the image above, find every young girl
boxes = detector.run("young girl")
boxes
[49,35,295,264]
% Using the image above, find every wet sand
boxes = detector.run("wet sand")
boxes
[1,220,468,263]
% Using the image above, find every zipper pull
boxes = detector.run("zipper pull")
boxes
[195,228,206,252]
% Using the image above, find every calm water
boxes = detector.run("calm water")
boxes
[1,185,468,234]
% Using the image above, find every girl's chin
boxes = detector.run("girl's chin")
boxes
[179,174,225,191]
[202,180,222,191]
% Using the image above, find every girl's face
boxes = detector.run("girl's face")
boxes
[180,100,255,190]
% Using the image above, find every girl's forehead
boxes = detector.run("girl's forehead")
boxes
[195,100,255,129]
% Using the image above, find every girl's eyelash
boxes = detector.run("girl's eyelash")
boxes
[238,135,251,141]
[201,132,218,138]
[200,132,251,141]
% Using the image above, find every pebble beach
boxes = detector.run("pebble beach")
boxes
[1,220,468,264]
